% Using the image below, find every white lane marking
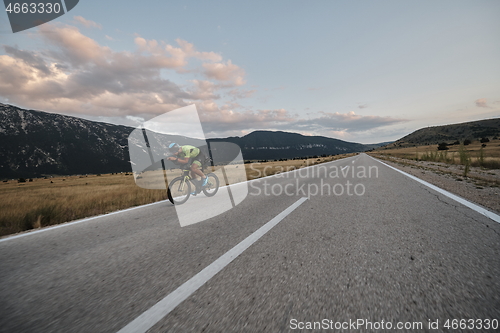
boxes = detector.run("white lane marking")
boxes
[0,155,357,242]
[117,197,308,333]
[0,200,169,243]
[369,155,500,223]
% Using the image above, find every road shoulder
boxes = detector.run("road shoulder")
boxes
[369,154,500,214]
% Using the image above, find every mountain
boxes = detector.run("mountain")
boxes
[383,118,500,149]
[0,104,197,179]
[0,104,371,178]
[208,131,369,160]
[363,141,394,150]
[0,103,132,179]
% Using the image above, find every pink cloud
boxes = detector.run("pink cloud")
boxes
[475,98,488,108]
[227,88,256,100]
[0,22,250,121]
[73,16,102,29]
[203,60,246,86]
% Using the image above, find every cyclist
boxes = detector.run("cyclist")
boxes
[167,143,208,194]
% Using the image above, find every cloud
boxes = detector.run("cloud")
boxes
[475,98,488,108]
[74,16,102,29]
[198,102,296,136]
[126,115,145,124]
[196,103,406,137]
[358,104,368,109]
[203,60,246,86]
[0,22,249,120]
[0,21,406,140]
[133,37,222,71]
[188,80,220,100]
[3,45,52,76]
[175,39,222,62]
[39,23,110,66]
[227,88,256,100]
[298,111,406,132]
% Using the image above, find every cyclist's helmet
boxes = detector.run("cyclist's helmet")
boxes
[168,143,180,153]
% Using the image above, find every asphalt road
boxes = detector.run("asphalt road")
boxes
[1,154,499,332]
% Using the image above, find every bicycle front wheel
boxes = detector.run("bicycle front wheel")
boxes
[168,177,191,205]
[202,173,219,197]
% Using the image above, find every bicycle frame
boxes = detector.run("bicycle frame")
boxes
[169,162,210,194]
[176,168,192,192]
[167,163,219,205]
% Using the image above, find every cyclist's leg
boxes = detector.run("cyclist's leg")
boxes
[190,160,205,180]
[191,160,209,187]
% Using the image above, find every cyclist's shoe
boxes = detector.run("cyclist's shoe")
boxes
[191,191,197,196]
[201,177,209,187]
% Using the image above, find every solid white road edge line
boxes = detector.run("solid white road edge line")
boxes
[0,155,357,242]
[116,196,308,333]
[369,155,500,224]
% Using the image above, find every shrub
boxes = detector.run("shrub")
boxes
[419,150,452,163]
[18,178,26,183]
[458,144,471,177]
[478,147,485,167]
[437,142,449,150]
[480,137,490,143]
[463,139,471,146]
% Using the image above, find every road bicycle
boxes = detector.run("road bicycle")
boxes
[167,164,219,205]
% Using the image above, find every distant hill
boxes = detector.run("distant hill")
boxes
[382,118,500,149]
[209,130,369,161]
[363,141,394,150]
[0,104,198,179]
[0,103,132,179]
[0,104,371,178]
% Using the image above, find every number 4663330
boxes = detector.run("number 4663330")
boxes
[5,2,62,14]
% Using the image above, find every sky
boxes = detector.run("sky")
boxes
[0,0,499,143]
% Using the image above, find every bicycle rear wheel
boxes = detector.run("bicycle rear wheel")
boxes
[167,177,191,205]
[202,173,219,197]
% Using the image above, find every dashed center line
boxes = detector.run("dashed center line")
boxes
[117,196,308,333]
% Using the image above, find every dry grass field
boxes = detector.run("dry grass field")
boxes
[375,140,500,169]
[244,153,357,180]
[0,173,167,237]
[0,153,356,237]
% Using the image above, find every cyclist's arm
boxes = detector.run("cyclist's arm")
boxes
[167,156,189,164]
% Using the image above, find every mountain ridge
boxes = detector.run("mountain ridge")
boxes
[0,104,372,178]
[383,118,500,148]
[208,130,370,160]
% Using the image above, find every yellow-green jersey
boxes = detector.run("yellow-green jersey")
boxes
[178,145,200,159]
